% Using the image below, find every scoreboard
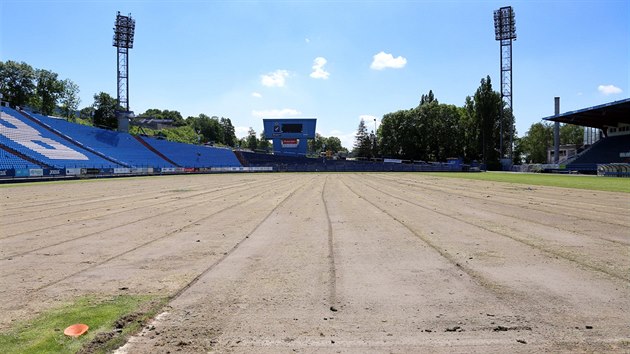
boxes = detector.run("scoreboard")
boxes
[263,118,317,156]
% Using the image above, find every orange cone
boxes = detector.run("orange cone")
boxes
[64,323,89,337]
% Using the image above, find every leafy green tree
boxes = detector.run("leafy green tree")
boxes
[354,119,374,158]
[59,79,80,119]
[246,127,258,150]
[220,117,237,146]
[187,114,222,144]
[560,124,583,145]
[92,92,119,129]
[471,76,502,168]
[512,136,525,164]
[419,89,437,106]
[34,69,64,115]
[258,131,271,151]
[324,136,343,153]
[378,90,465,162]
[139,108,185,126]
[308,133,325,153]
[0,60,36,107]
[521,122,553,163]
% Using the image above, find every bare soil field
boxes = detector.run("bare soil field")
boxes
[1,173,628,353]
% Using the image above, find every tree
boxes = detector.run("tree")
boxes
[309,133,325,153]
[560,124,583,146]
[92,92,119,129]
[471,76,502,168]
[34,69,64,115]
[0,60,36,107]
[353,119,372,158]
[246,127,258,150]
[258,131,271,151]
[220,117,237,146]
[187,114,222,144]
[139,109,185,126]
[419,89,437,106]
[521,122,553,163]
[59,79,80,119]
[324,136,343,153]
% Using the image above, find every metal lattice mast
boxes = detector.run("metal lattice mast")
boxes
[494,6,516,160]
[113,12,135,112]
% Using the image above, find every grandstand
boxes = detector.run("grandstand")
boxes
[139,136,241,168]
[0,106,122,169]
[0,105,247,179]
[29,111,175,168]
[544,98,630,174]
[0,104,470,180]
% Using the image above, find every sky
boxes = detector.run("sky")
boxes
[1,0,628,149]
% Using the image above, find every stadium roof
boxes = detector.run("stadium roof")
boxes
[543,98,630,130]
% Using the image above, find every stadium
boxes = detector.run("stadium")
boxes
[1,3,629,354]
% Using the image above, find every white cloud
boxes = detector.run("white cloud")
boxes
[251,108,302,118]
[329,129,356,150]
[305,38,311,43]
[598,84,622,95]
[310,57,330,79]
[261,70,290,87]
[370,51,407,70]
[235,126,250,139]
[251,92,262,98]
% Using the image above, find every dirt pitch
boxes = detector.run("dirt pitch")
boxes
[1,173,628,353]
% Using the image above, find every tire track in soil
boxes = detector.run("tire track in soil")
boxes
[371,174,628,225]
[0,178,199,213]
[338,178,514,300]
[352,175,629,283]
[33,177,309,292]
[0,177,287,240]
[0,179,253,223]
[337,176,618,345]
[368,174,630,247]
[165,176,315,303]
[374,176,630,247]
[321,176,338,309]
[1,177,289,260]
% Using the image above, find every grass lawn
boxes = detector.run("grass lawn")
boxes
[424,172,630,193]
[0,295,165,354]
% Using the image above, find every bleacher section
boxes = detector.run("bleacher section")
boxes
[0,106,122,169]
[239,151,464,172]
[29,112,174,168]
[240,151,312,167]
[0,148,40,169]
[140,137,242,168]
[567,134,630,172]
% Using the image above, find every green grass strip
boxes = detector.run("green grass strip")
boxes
[422,172,630,193]
[0,295,164,354]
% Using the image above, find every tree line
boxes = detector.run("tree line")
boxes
[0,60,240,147]
[0,60,80,118]
[354,76,583,167]
[2,60,584,159]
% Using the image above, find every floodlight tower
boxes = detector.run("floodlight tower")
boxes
[113,12,135,132]
[494,6,516,161]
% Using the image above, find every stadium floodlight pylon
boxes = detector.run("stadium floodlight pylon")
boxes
[494,6,516,161]
[113,11,135,113]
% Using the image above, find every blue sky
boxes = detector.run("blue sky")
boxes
[1,0,628,149]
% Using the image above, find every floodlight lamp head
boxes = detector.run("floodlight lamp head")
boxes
[494,6,516,41]
[113,12,136,49]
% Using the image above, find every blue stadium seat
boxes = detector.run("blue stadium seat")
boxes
[29,112,175,168]
[140,137,242,168]
[0,149,39,169]
[0,107,121,169]
[567,135,630,172]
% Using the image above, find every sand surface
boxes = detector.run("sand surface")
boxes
[1,173,628,353]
